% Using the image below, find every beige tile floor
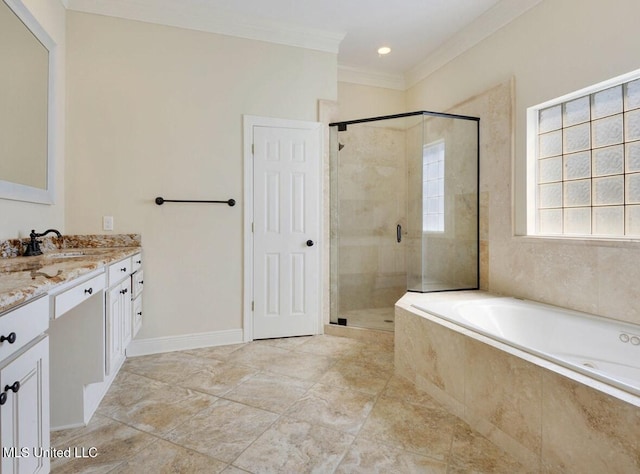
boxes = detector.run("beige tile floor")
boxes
[51,334,530,473]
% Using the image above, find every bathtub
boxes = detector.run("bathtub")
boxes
[412,295,640,401]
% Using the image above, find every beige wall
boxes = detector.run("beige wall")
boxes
[337,82,405,121]
[0,0,65,239]
[406,0,640,325]
[65,12,337,339]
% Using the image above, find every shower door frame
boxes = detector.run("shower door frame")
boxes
[328,110,480,327]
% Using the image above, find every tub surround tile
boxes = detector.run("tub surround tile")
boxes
[397,292,640,473]
[448,420,534,474]
[395,305,466,404]
[533,242,599,315]
[110,438,228,474]
[471,78,640,330]
[394,305,427,380]
[465,339,543,454]
[336,437,448,473]
[232,417,353,473]
[479,239,490,289]
[541,371,640,474]
[597,246,640,326]
[164,399,278,463]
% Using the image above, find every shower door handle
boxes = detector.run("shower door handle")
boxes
[397,224,402,243]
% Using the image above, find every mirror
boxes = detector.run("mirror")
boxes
[0,0,55,204]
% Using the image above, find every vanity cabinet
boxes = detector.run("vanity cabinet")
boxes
[0,296,50,474]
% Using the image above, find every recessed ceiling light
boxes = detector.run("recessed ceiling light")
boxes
[377,46,391,56]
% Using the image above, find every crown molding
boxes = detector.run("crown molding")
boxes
[337,65,406,91]
[65,0,344,53]
[405,0,543,89]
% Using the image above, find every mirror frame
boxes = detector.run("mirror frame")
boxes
[0,0,56,204]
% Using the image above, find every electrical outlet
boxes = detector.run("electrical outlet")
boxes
[103,216,114,231]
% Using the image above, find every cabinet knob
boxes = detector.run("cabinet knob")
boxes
[0,332,16,344]
[4,381,20,394]
[306,240,314,247]
[0,393,6,405]
[136,260,141,264]
[84,287,93,295]
[120,288,128,295]
[120,267,127,272]
[137,311,142,316]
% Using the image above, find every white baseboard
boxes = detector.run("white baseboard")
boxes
[126,329,244,357]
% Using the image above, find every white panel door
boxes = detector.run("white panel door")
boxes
[253,124,321,339]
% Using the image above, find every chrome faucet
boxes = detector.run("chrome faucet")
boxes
[23,229,62,256]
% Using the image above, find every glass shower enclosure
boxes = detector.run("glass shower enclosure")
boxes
[329,111,479,331]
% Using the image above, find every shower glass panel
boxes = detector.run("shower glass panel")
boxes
[407,114,480,292]
[329,111,479,331]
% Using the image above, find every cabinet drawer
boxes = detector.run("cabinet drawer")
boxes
[53,273,105,319]
[132,270,144,298]
[108,257,132,286]
[132,253,142,273]
[0,296,48,362]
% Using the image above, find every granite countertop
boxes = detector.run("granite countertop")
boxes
[0,234,141,315]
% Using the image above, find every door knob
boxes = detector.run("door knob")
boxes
[306,240,314,247]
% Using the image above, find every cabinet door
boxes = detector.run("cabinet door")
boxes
[105,284,124,376]
[121,279,132,349]
[0,337,50,474]
[132,295,143,338]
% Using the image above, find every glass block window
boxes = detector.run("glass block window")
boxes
[423,141,445,232]
[531,72,640,237]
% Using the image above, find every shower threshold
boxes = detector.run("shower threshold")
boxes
[336,307,395,332]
